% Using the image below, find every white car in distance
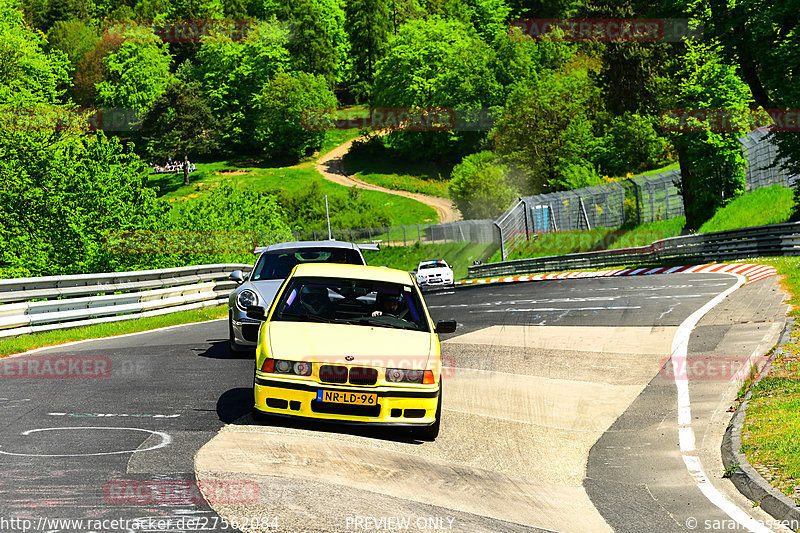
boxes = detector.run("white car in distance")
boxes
[415,260,454,289]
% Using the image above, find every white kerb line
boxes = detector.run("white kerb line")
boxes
[670,273,774,533]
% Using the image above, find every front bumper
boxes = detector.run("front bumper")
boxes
[230,316,262,347]
[254,376,439,425]
[416,277,454,287]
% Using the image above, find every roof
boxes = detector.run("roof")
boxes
[291,263,414,284]
[419,259,446,265]
[253,240,380,255]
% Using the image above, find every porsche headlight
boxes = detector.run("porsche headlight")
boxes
[237,289,259,311]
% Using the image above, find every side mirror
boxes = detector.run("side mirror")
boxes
[435,320,457,334]
[229,270,244,284]
[246,306,266,321]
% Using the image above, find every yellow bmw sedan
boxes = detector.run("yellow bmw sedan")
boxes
[247,263,456,440]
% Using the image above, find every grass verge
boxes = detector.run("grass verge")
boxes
[496,217,686,262]
[368,241,499,280]
[698,185,795,233]
[0,305,229,358]
[736,256,800,505]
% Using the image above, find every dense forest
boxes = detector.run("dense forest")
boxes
[0,0,798,277]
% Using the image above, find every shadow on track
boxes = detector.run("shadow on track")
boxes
[216,387,428,445]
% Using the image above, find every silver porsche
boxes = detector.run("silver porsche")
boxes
[228,240,376,353]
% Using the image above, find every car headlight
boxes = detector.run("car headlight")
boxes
[386,368,432,384]
[237,289,259,311]
[262,358,312,376]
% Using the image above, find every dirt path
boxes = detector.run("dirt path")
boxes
[316,137,463,223]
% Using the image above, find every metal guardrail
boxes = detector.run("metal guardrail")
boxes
[467,223,800,278]
[0,264,250,339]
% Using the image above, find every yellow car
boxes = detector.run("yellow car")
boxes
[247,263,456,440]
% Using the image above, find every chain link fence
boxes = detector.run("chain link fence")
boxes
[740,130,798,191]
[291,219,497,246]
[494,131,799,259]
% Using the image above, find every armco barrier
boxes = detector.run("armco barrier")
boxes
[0,264,249,339]
[467,222,800,278]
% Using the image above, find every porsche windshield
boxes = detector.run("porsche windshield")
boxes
[272,277,429,332]
[251,248,363,281]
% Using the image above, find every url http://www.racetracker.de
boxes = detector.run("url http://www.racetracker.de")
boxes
[0,515,279,532]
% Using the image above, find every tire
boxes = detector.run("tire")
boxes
[413,384,442,441]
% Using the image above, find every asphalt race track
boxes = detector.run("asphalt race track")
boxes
[0,273,790,533]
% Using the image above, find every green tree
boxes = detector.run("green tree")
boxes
[593,113,671,176]
[140,79,219,186]
[0,0,70,106]
[251,71,337,158]
[686,0,800,201]
[577,0,679,116]
[193,21,291,151]
[491,54,603,193]
[372,17,502,160]
[73,34,119,106]
[666,42,752,229]
[95,24,173,114]
[449,151,516,219]
[168,182,291,265]
[0,131,166,276]
[263,0,348,85]
[45,18,100,69]
[345,0,392,100]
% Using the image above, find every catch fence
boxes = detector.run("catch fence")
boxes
[291,219,497,246]
[495,131,798,259]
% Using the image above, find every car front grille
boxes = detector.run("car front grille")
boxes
[319,365,348,384]
[348,367,378,385]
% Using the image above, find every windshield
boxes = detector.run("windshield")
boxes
[272,277,429,332]
[251,248,363,281]
[419,262,446,270]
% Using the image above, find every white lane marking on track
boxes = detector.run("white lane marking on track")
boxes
[7,318,227,358]
[669,273,774,533]
[475,306,641,313]
[0,427,172,457]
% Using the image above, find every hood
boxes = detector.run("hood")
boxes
[417,267,451,276]
[267,322,433,369]
[247,279,285,309]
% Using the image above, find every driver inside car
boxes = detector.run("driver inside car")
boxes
[371,292,403,317]
[299,286,332,317]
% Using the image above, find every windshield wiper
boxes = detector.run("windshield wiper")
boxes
[356,317,415,331]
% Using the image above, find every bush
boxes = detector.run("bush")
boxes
[593,113,671,176]
[549,162,603,190]
[252,71,337,158]
[449,151,517,219]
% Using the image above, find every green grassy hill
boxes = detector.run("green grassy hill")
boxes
[147,130,440,231]
[698,185,795,233]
